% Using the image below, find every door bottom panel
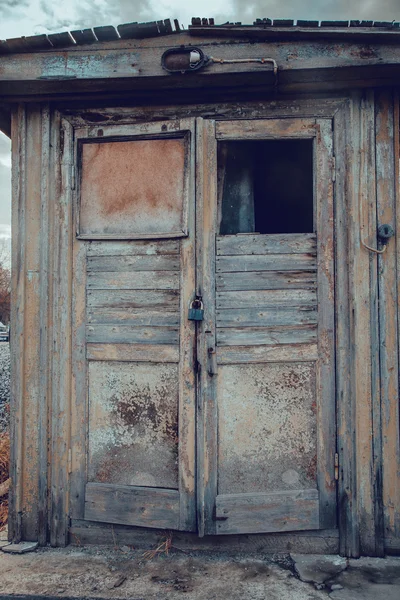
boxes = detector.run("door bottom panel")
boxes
[85,483,181,530]
[215,489,319,535]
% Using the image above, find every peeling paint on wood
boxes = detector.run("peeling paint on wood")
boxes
[88,361,179,489]
[217,363,317,495]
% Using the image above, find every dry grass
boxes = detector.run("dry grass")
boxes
[0,431,10,532]
[143,532,173,560]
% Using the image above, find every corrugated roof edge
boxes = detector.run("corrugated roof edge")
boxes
[0,18,180,54]
[1,16,400,54]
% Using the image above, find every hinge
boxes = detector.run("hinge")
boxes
[60,128,65,155]
[68,448,72,474]
[334,452,339,481]
[332,155,336,182]
[71,165,76,190]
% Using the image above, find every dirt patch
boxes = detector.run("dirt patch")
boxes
[0,547,327,600]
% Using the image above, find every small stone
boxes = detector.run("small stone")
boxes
[57,589,66,594]
[120,545,131,552]
[291,554,347,584]
[2,541,39,554]
[314,582,325,590]
[106,575,126,589]
[330,584,344,590]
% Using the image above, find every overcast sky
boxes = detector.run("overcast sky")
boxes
[1,0,400,238]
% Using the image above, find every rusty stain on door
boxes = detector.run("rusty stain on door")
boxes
[88,361,179,489]
[79,137,187,237]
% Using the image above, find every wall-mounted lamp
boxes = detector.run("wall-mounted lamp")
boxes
[161,46,208,73]
[161,46,278,85]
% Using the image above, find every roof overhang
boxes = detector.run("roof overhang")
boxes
[2,21,400,137]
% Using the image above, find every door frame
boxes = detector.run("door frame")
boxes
[22,98,379,555]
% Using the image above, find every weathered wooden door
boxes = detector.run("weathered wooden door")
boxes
[71,119,197,531]
[196,118,336,535]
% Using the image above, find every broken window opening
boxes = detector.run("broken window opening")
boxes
[218,139,314,235]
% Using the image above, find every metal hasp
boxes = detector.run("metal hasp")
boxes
[377,224,395,243]
[188,297,204,321]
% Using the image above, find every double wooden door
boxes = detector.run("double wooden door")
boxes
[72,116,337,535]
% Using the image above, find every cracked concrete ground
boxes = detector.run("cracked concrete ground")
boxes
[0,545,400,599]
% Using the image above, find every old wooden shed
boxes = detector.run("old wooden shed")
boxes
[1,17,400,557]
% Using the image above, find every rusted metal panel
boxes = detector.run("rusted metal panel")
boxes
[88,361,179,489]
[79,137,187,238]
[217,363,317,495]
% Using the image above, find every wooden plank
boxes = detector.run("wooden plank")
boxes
[87,289,179,310]
[217,289,317,309]
[65,99,345,129]
[86,239,179,256]
[87,254,180,271]
[9,105,27,543]
[50,115,73,547]
[196,118,218,536]
[216,118,318,140]
[217,307,318,328]
[216,254,316,272]
[88,307,179,326]
[376,90,400,549]
[86,324,179,344]
[177,118,196,531]
[3,40,400,90]
[69,237,87,521]
[85,483,180,529]
[217,344,318,364]
[349,92,377,555]
[216,270,317,291]
[69,518,339,553]
[215,489,319,534]
[334,101,360,557]
[315,118,337,530]
[217,233,316,255]
[87,271,180,290]
[37,105,51,545]
[217,325,317,346]
[87,343,179,363]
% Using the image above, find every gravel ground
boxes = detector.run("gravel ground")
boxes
[0,342,10,433]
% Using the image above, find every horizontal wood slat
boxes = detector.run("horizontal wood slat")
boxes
[86,325,179,345]
[217,344,318,364]
[85,483,180,529]
[217,233,317,256]
[217,289,317,309]
[216,119,318,141]
[87,271,179,290]
[87,254,180,272]
[217,325,317,346]
[217,307,317,328]
[217,254,316,272]
[88,308,179,326]
[87,290,180,310]
[87,343,180,363]
[87,240,180,256]
[216,271,317,291]
[215,489,319,534]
